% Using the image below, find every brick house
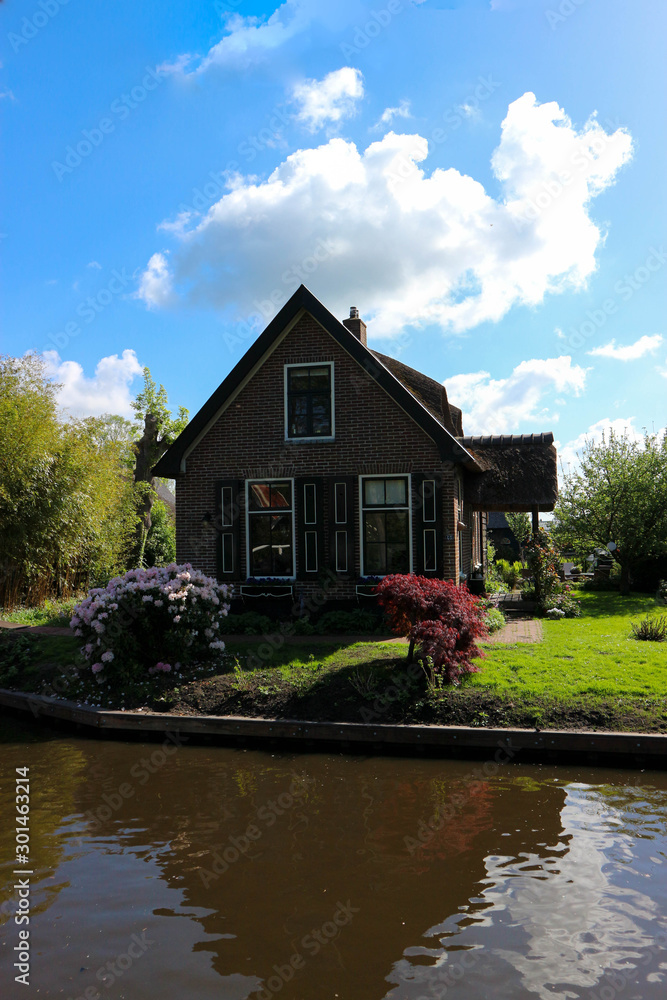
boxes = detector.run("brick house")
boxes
[153,285,558,608]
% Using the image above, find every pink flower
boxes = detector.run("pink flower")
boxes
[101,650,114,663]
[91,663,104,674]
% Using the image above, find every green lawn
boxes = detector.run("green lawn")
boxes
[473,592,667,699]
[1,591,666,732]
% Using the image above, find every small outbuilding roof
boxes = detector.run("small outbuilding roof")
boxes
[461,434,558,511]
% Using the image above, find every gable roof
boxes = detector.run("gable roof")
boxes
[153,284,476,477]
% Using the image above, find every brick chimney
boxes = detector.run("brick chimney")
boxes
[343,306,367,347]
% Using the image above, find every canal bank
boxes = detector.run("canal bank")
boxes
[2,687,666,769]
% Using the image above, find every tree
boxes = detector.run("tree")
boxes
[505,512,531,547]
[552,429,667,595]
[376,574,488,673]
[130,368,188,564]
[0,355,135,605]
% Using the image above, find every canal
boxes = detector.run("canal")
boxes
[1,716,666,999]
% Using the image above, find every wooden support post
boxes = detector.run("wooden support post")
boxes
[532,507,539,536]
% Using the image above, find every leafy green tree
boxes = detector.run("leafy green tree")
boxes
[505,512,531,546]
[130,368,188,564]
[143,498,176,567]
[0,355,136,605]
[552,430,667,595]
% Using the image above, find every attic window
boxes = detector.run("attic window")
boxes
[285,363,334,440]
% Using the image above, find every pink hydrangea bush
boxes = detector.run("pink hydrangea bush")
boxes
[70,564,230,688]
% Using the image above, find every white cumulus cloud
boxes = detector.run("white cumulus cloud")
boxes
[174,0,364,73]
[446,356,588,434]
[135,92,632,339]
[374,99,412,129]
[134,252,174,310]
[43,349,143,418]
[587,334,663,361]
[292,67,364,132]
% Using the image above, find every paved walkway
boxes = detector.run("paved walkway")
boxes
[486,618,543,644]
[1,620,543,644]
[0,621,72,635]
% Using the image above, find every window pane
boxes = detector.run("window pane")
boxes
[249,515,272,575]
[311,396,331,435]
[385,478,407,505]
[289,398,309,437]
[385,510,408,543]
[270,513,291,545]
[270,483,292,509]
[386,543,409,574]
[288,370,310,391]
[272,540,292,576]
[365,543,385,575]
[249,483,272,510]
[364,480,385,506]
[308,367,330,390]
[364,511,386,543]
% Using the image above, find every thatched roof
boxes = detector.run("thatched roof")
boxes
[371,351,464,436]
[460,434,558,511]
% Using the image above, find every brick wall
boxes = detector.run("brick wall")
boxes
[176,312,461,603]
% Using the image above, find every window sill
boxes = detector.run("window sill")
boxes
[283,437,336,444]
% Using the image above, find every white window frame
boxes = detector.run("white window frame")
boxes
[284,361,335,442]
[358,474,413,578]
[245,478,296,581]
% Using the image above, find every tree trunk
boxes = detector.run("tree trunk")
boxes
[407,636,415,664]
[132,413,167,559]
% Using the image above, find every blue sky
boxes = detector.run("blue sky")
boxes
[2,0,665,469]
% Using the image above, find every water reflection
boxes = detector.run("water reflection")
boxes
[1,717,667,1000]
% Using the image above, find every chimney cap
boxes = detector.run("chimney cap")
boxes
[349,306,359,319]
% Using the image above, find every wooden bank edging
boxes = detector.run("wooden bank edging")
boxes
[2,688,667,767]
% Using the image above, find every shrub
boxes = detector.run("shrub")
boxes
[657,580,667,605]
[218,612,273,635]
[71,564,230,689]
[539,592,581,618]
[496,559,524,590]
[546,607,565,620]
[376,574,488,680]
[316,609,378,634]
[484,607,506,633]
[524,530,561,602]
[412,618,484,686]
[581,577,620,592]
[291,617,316,635]
[630,615,667,642]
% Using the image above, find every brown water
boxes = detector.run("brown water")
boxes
[1,717,667,1000]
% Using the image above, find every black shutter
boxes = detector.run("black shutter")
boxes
[216,479,243,581]
[295,477,324,580]
[328,475,356,576]
[412,473,443,577]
